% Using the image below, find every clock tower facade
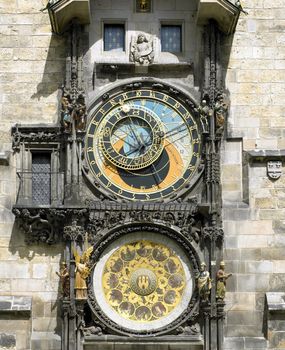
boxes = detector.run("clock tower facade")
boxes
[10,1,242,349]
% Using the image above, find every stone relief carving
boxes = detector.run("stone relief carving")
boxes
[11,127,62,151]
[130,33,154,65]
[267,160,282,180]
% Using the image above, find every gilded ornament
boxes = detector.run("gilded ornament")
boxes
[73,246,93,300]
[216,261,232,301]
[102,240,186,322]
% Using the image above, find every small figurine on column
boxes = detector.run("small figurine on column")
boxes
[216,261,232,301]
[197,262,212,302]
[73,246,93,300]
[56,261,70,299]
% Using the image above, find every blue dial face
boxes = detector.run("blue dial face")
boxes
[86,89,201,201]
[115,119,153,158]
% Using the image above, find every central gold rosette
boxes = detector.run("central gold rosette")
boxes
[102,240,186,322]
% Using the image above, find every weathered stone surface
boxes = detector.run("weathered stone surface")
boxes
[266,292,285,312]
[0,333,16,348]
[244,337,268,349]
[0,296,32,313]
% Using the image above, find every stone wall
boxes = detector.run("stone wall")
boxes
[0,0,64,349]
[222,0,285,347]
[1,0,285,349]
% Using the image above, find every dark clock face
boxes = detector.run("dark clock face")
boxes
[85,88,201,201]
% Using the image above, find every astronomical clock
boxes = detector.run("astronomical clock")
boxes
[80,80,209,340]
[84,83,202,202]
[12,0,233,350]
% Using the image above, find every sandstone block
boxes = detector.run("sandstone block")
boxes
[244,337,268,349]
[32,317,57,332]
[0,262,29,279]
[224,337,245,350]
[255,197,277,209]
[32,264,49,279]
[238,235,268,248]
[245,261,273,274]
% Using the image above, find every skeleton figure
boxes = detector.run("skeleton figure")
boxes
[73,246,94,300]
[197,99,212,132]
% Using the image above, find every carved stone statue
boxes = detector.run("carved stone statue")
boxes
[214,93,228,134]
[198,99,212,132]
[61,96,73,132]
[56,261,70,298]
[216,261,232,300]
[130,33,154,65]
[73,95,87,131]
[73,246,93,300]
[61,95,86,132]
[84,325,103,336]
[197,262,212,301]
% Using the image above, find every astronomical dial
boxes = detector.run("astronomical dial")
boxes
[99,105,165,171]
[85,88,201,201]
[91,232,194,333]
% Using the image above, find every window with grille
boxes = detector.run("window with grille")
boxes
[104,24,125,52]
[32,153,51,205]
[161,25,182,53]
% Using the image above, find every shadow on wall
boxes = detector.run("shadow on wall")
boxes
[31,33,67,101]
[8,221,64,337]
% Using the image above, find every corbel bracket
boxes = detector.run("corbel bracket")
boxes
[197,0,241,35]
[47,0,91,34]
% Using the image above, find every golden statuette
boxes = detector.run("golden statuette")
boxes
[73,246,94,300]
